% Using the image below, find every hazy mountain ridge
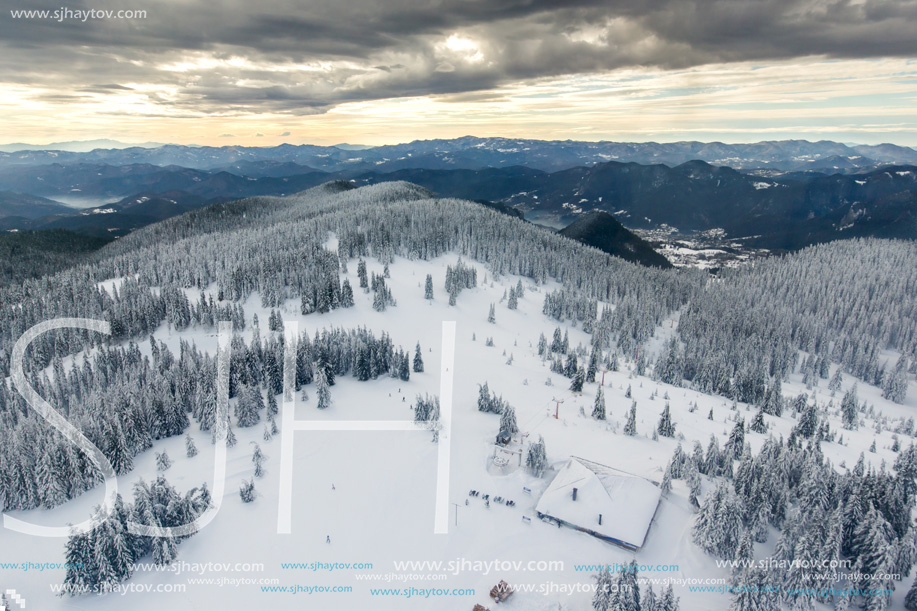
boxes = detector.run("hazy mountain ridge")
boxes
[1,137,914,173]
[0,137,914,255]
[0,191,72,219]
[1,161,914,252]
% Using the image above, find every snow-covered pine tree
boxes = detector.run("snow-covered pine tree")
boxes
[692,482,743,559]
[725,419,745,459]
[657,402,676,437]
[235,384,263,427]
[252,443,264,478]
[526,436,548,477]
[316,366,332,410]
[500,405,518,436]
[841,384,859,429]
[586,347,599,383]
[267,389,278,418]
[883,355,909,404]
[661,463,673,497]
[340,279,354,307]
[239,479,256,503]
[398,351,411,381]
[609,561,640,611]
[592,387,606,420]
[563,353,578,377]
[643,584,658,611]
[156,451,172,472]
[413,342,424,372]
[795,402,819,438]
[570,367,585,392]
[762,378,784,416]
[357,258,368,289]
[730,566,776,611]
[635,350,647,376]
[104,422,133,477]
[592,567,613,611]
[551,328,564,353]
[829,368,843,392]
[62,527,96,593]
[659,584,680,611]
[477,382,492,413]
[185,434,198,458]
[507,286,518,310]
[488,303,496,324]
[413,394,440,423]
[750,408,768,434]
[624,401,638,436]
[268,309,283,332]
[687,462,702,509]
[609,351,619,371]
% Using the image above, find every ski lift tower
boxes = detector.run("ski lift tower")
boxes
[552,397,565,420]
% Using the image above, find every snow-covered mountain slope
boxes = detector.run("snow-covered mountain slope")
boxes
[1,182,915,611]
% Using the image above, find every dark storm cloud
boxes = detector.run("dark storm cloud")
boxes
[2,0,915,114]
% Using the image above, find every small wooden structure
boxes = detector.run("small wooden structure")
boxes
[489,580,514,603]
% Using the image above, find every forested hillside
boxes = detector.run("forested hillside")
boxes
[1,181,915,611]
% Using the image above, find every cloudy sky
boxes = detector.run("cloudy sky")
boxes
[1,0,916,146]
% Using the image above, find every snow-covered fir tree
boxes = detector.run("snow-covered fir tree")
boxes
[413,394,440,423]
[246,443,263,479]
[239,479,256,503]
[569,366,585,392]
[155,451,172,472]
[185,434,198,458]
[841,384,859,429]
[592,387,606,420]
[883,355,909,403]
[235,384,264,427]
[624,401,638,436]
[499,405,518,436]
[657,402,676,437]
[526,435,548,477]
[315,366,332,410]
[692,482,743,559]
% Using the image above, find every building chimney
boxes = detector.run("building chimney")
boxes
[572,487,578,501]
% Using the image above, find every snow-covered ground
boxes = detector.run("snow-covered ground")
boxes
[4,244,915,610]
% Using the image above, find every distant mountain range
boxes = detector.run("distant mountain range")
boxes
[0,136,914,252]
[0,139,166,153]
[368,161,917,250]
[1,137,915,173]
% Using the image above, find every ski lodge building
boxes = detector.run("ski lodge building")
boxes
[535,457,662,550]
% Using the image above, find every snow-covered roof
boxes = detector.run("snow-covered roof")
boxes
[535,457,661,549]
